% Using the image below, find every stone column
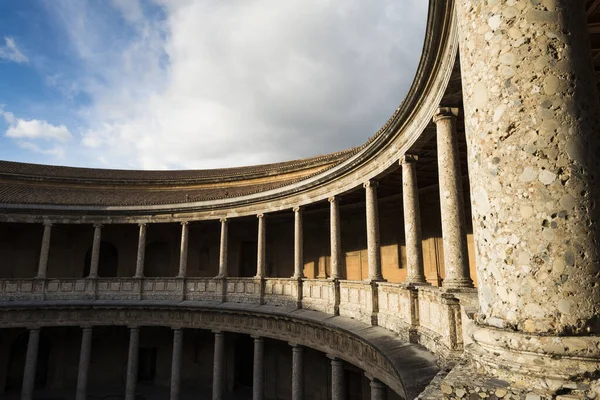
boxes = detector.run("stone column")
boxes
[401,155,427,284]
[125,327,140,400]
[76,327,93,400]
[364,180,383,281]
[329,357,346,400]
[218,219,228,278]
[369,378,387,400]
[177,222,189,278]
[21,328,40,400]
[329,197,342,279]
[292,207,304,279]
[36,222,52,279]
[256,214,266,278]
[88,224,102,278]
[252,336,264,400]
[170,328,183,400]
[134,223,147,278]
[433,108,473,289]
[290,344,304,400]
[456,1,600,334]
[212,331,225,400]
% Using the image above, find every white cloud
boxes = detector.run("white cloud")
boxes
[0,37,28,64]
[42,0,427,169]
[17,142,66,158]
[3,114,72,142]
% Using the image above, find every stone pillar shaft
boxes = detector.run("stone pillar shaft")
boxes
[212,331,225,400]
[36,223,52,279]
[21,328,40,400]
[364,180,383,281]
[370,378,387,400]
[434,109,473,289]
[253,336,264,400]
[178,222,189,278]
[256,215,266,278]
[329,197,342,279]
[330,358,346,400]
[218,219,228,277]
[170,329,183,400]
[76,327,93,400]
[291,344,304,400]
[125,327,140,400]
[134,224,146,278]
[456,0,600,334]
[88,224,102,278]
[293,208,304,278]
[401,156,426,284]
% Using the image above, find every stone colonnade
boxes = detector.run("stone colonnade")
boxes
[17,326,388,400]
[31,110,472,287]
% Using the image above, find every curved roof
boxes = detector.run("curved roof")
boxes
[0,0,459,220]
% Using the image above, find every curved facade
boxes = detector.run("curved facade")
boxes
[2,1,600,399]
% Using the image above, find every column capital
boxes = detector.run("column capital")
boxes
[93,223,103,229]
[363,179,379,189]
[81,325,93,331]
[219,217,228,223]
[171,326,183,332]
[433,107,459,123]
[212,330,223,334]
[328,196,339,203]
[138,222,147,228]
[257,213,265,219]
[180,221,189,226]
[251,335,263,341]
[127,325,140,331]
[42,220,53,227]
[400,154,418,164]
[293,206,302,213]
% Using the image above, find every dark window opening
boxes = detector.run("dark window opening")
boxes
[239,241,257,277]
[83,241,119,277]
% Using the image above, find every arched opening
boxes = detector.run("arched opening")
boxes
[5,332,50,393]
[83,241,119,277]
[145,241,171,277]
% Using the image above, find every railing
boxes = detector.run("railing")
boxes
[0,277,475,361]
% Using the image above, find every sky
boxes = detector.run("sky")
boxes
[0,0,427,170]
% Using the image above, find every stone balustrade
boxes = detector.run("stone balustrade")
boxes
[0,276,475,362]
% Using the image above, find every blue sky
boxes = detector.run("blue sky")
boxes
[0,0,427,170]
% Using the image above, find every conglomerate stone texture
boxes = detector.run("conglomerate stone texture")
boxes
[456,0,600,334]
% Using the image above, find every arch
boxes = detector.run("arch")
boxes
[144,241,171,277]
[83,241,119,277]
[5,331,50,392]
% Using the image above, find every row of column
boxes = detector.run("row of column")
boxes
[33,109,472,287]
[19,327,387,400]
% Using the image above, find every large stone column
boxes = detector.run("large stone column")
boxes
[292,207,304,279]
[401,155,427,284]
[256,215,266,278]
[218,219,228,278]
[170,328,183,400]
[433,108,473,289]
[125,327,140,400]
[369,378,387,400]
[457,0,600,335]
[134,223,146,278]
[76,327,93,400]
[329,197,342,279]
[252,336,264,400]
[364,180,383,281]
[88,224,102,278]
[290,343,304,400]
[21,328,40,400]
[212,331,225,400]
[177,222,189,278]
[329,357,346,400]
[36,222,52,279]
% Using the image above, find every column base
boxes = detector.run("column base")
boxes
[442,278,473,289]
[466,322,600,392]
[404,277,429,286]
